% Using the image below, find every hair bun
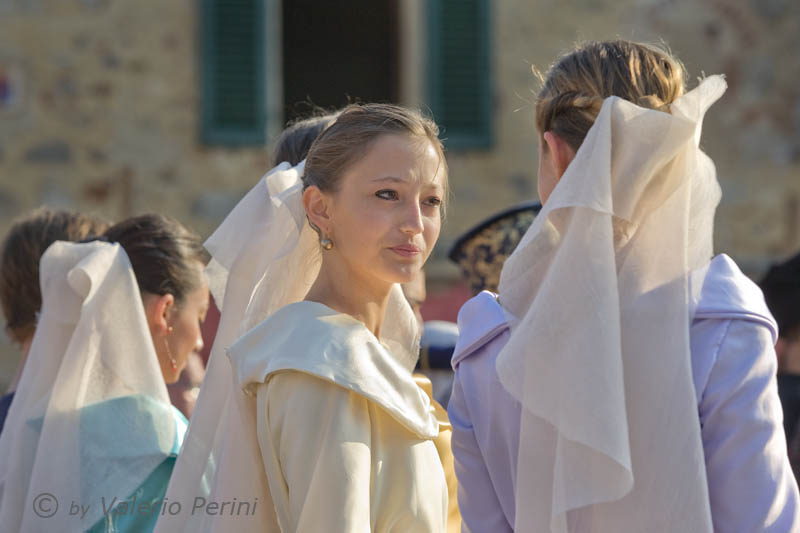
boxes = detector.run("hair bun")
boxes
[540,91,604,136]
[535,40,687,149]
[637,94,670,112]
[548,91,604,114]
[78,235,111,244]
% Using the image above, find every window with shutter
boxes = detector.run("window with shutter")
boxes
[426,0,492,149]
[200,0,266,145]
[282,0,399,123]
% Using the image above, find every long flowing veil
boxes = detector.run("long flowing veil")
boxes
[0,241,178,531]
[497,76,726,532]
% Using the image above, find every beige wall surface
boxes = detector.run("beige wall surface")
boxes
[442,0,800,276]
[0,0,798,386]
[0,0,272,384]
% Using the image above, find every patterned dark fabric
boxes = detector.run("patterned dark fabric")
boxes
[448,202,541,295]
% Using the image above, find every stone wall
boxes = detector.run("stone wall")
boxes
[0,0,270,233]
[1,0,798,386]
[0,0,271,384]
[440,0,800,276]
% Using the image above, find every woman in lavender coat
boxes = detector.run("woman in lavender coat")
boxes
[449,41,799,532]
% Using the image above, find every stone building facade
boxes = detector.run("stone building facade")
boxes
[0,0,798,383]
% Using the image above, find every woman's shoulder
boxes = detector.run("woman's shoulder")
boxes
[77,394,179,451]
[228,300,378,381]
[261,366,438,439]
[240,300,366,345]
[452,291,510,369]
[690,254,779,399]
[691,254,777,340]
[263,370,354,410]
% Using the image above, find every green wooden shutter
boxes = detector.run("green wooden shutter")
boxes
[200,0,266,145]
[426,0,492,149]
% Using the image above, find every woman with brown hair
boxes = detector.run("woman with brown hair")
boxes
[0,214,209,532]
[0,208,109,433]
[158,104,450,532]
[448,40,799,532]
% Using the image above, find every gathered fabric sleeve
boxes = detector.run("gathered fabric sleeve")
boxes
[256,371,373,533]
[697,318,800,532]
[448,364,513,533]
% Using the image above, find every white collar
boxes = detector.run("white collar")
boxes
[228,301,439,438]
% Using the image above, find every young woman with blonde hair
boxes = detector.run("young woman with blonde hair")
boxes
[158,103,451,532]
[448,40,800,532]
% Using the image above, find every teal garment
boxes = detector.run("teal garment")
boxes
[75,395,187,533]
[22,394,186,532]
[86,456,177,533]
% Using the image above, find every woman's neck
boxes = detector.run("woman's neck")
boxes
[305,258,392,339]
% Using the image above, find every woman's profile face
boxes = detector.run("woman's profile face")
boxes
[324,133,445,288]
[148,270,209,385]
[164,281,209,384]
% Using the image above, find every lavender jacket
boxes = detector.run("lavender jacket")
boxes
[448,254,800,532]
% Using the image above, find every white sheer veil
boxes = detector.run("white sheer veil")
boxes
[0,240,177,531]
[156,162,420,532]
[496,76,726,532]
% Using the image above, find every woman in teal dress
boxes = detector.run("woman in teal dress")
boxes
[0,214,209,532]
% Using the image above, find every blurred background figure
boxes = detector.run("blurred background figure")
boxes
[167,352,205,419]
[272,111,339,167]
[760,251,800,477]
[0,207,108,433]
[417,320,459,406]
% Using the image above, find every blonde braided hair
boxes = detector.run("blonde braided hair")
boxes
[535,40,686,150]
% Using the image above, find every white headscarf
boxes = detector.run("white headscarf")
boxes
[155,162,420,532]
[0,241,178,531]
[496,75,726,532]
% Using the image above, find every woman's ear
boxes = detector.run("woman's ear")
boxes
[302,185,332,235]
[142,293,175,338]
[543,131,576,179]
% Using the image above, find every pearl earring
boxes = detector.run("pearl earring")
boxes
[308,217,333,250]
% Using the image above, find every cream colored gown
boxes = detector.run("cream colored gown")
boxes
[228,300,448,532]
